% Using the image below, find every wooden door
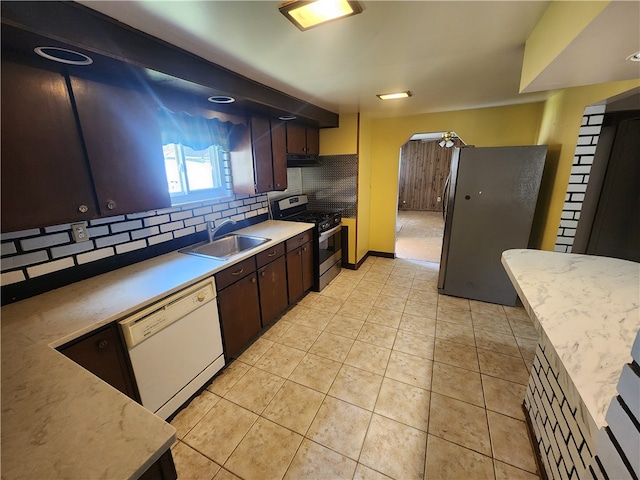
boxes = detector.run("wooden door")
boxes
[271,120,288,190]
[398,139,462,211]
[251,116,274,193]
[305,127,320,155]
[258,255,288,327]
[59,323,138,400]
[286,248,304,304]
[286,123,307,154]
[70,75,171,216]
[1,59,98,232]
[301,242,314,292]
[217,273,261,359]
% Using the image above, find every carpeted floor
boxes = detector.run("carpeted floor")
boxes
[395,210,444,264]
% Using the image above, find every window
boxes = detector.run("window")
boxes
[163,143,229,204]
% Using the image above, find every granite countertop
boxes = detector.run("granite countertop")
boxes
[501,249,640,439]
[1,220,314,480]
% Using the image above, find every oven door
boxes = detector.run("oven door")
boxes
[317,224,342,291]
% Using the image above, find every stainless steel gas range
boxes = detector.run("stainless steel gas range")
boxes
[272,195,342,291]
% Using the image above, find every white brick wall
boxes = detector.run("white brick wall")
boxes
[0,193,269,287]
[555,104,606,253]
[525,343,595,479]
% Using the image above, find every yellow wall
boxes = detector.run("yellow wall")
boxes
[357,113,373,264]
[534,79,640,249]
[520,1,609,92]
[368,103,545,254]
[320,79,640,262]
[319,114,358,155]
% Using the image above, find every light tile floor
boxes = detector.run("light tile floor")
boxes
[396,211,443,263]
[170,256,541,480]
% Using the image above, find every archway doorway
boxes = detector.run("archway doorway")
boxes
[395,131,465,262]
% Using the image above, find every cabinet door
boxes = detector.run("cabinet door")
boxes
[1,60,98,232]
[251,116,274,192]
[305,127,320,155]
[217,272,261,359]
[286,248,304,304]
[271,120,288,190]
[258,255,288,327]
[286,123,307,154]
[70,75,171,216]
[301,241,314,292]
[59,323,138,400]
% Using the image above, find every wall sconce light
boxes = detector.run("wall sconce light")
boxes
[439,132,456,148]
[279,0,363,31]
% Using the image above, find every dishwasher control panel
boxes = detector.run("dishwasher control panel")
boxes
[119,278,216,348]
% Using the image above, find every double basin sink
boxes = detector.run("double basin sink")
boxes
[181,234,271,260]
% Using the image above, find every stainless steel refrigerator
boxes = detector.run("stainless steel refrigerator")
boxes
[437,145,547,306]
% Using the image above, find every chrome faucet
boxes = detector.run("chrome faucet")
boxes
[208,218,236,243]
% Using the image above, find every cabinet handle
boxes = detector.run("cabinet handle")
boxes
[298,250,302,256]
[231,268,244,276]
[261,271,266,277]
[251,277,256,283]
[106,200,117,210]
[78,204,89,213]
[197,292,206,302]
[98,340,108,349]
[267,250,277,257]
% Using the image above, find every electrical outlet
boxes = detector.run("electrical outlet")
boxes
[71,223,90,243]
[437,196,442,202]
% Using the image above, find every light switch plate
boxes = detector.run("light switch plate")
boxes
[71,223,90,243]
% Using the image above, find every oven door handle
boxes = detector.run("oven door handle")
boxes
[319,224,342,242]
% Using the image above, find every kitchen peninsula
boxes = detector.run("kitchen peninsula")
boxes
[502,249,639,480]
[1,220,312,479]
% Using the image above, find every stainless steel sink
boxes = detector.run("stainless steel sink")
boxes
[180,234,271,260]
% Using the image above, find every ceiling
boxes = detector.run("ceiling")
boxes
[76,1,640,119]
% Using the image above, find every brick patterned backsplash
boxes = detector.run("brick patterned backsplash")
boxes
[589,330,640,480]
[525,342,595,480]
[0,193,268,289]
[555,104,606,253]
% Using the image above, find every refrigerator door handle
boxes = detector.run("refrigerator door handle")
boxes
[442,173,451,220]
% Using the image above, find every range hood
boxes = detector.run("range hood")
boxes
[287,154,320,167]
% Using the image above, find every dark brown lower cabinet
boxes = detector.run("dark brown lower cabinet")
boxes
[258,255,288,327]
[58,323,138,400]
[139,450,177,480]
[286,240,314,304]
[217,272,261,359]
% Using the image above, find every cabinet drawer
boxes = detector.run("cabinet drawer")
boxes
[286,230,313,252]
[256,242,285,268]
[214,256,256,290]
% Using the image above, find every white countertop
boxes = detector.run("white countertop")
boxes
[501,249,640,439]
[1,220,313,480]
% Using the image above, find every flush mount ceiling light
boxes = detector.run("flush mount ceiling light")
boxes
[278,115,298,121]
[439,132,456,148]
[626,51,640,62]
[376,91,412,100]
[207,95,235,104]
[34,46,93,65]
[279,0,363,31]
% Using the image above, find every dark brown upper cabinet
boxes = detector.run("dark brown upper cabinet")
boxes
[1,59,98,232]
[70,75,171,217]
[0,58,171,232]
[231,115,287,195]
[286,122,320,155]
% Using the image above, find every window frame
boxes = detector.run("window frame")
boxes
[163,143,231,205]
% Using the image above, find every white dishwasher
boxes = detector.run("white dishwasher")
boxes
[119,277,225,420]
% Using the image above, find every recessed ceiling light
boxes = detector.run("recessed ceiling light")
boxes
[278,115,297,121]
[279,0,362,31]
[377,91,412,100]
[34,46,93,65]
[207,95,235,104]
[626,51,640,62]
